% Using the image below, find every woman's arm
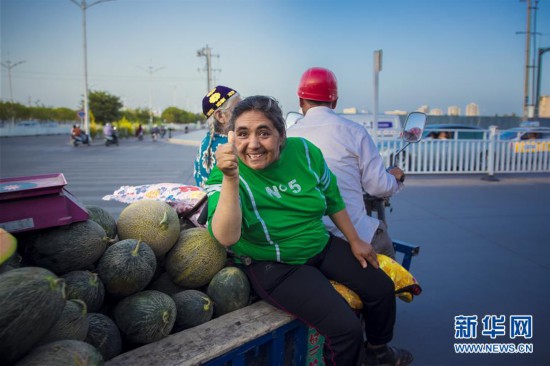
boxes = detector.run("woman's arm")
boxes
[210,132,242,246]
[329,209,379,269]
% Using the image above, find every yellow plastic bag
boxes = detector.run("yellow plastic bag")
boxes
[331,254,422,308]
[377,254,422,303]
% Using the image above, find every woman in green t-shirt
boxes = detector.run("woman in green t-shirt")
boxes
[205,96,411,366]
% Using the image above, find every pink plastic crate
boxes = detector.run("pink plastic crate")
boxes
[0,173,89,233]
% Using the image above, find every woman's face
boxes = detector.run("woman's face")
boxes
[234,110,284,170]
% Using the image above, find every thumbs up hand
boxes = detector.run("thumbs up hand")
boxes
[215,131,239,178]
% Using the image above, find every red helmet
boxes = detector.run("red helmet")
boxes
[297,67,338,102]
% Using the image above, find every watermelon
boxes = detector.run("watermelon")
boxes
[114,290,176,344]
[97,239,157,298]
[62,270,105,313]
[85,313,122,361]
[28,220,109,274]
[36,299,89,346]
[86,205,117,240]
[207,267,250,317]
[116,200,180,257]
[0,267,66,364]
[14,339,103,366]
[172,289,214,332]
[165,228,227,288]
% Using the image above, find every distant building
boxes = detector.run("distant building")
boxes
[417,105,429,114]
[385,110,407,115]
[342,107,358,114]
[448,106,461,116]
[466,103,479,116]
[429,108,443,116]
[539,95,550,118]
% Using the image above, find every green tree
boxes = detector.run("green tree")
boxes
[89,90,123,124]
[122,108,150,125]
[28,106,52,121]
[161,106,185,123]
[0,101,29,121]
[161,106,204,124]
[53,107,77,121]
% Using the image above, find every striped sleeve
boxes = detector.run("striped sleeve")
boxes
[302,139,345,215]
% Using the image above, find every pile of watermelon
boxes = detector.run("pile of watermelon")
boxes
[0,200,251,365]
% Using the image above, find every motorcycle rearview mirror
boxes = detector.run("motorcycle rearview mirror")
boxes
[402,112,426,143]
[392,112,427,167]
[285,111,304,129]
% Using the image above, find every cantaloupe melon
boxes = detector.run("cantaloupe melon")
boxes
[207,266,250,317]
[28,220,108,274]
[114,290,176,344]
[87,205,117,240]
[97,239,157,298]
[62,270,106,313]
[165,228,227,288]
[146,271,187,296]
[85,313,122,361]
[116,200,180,257]
[0,228,17,268]
[172,289,214,332]
[36,299,89,346]
[0,267,66,364]
[14,339,103,366]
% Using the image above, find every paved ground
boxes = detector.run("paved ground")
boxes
[1,131,549,365]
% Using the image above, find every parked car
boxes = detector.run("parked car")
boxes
[423,124,486,140]
[499,127,550,154]
[379,124,487,169]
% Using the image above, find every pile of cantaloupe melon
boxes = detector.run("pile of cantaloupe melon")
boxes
[0,200,251,365]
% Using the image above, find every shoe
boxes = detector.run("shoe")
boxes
[364,345,414,366]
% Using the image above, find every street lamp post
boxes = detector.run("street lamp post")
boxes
[1,59,26,127]
[1,59,26,103]
[138,64,165,129]
[373,50,383,143]
[69,0,114,138]
[197,45,220,93]
[535,47,550,119]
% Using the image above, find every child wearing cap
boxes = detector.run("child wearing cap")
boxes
[193,86,241,188]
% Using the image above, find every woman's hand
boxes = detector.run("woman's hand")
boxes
[349,239,379,269]
[215,131,239,178]
[329,210,380,269]
[211,130,242,247]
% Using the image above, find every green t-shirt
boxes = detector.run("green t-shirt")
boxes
[205,137,345,264]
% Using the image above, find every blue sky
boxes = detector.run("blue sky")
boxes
[1,0,549,117]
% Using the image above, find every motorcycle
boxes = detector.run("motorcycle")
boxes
[72,133,90,147]
[284,111,427,267]
[364,112,426,224]
[105,127,119,146]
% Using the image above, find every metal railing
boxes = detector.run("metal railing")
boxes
[377,128,550,174]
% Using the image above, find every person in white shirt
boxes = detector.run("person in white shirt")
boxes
[287,67,405,259]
